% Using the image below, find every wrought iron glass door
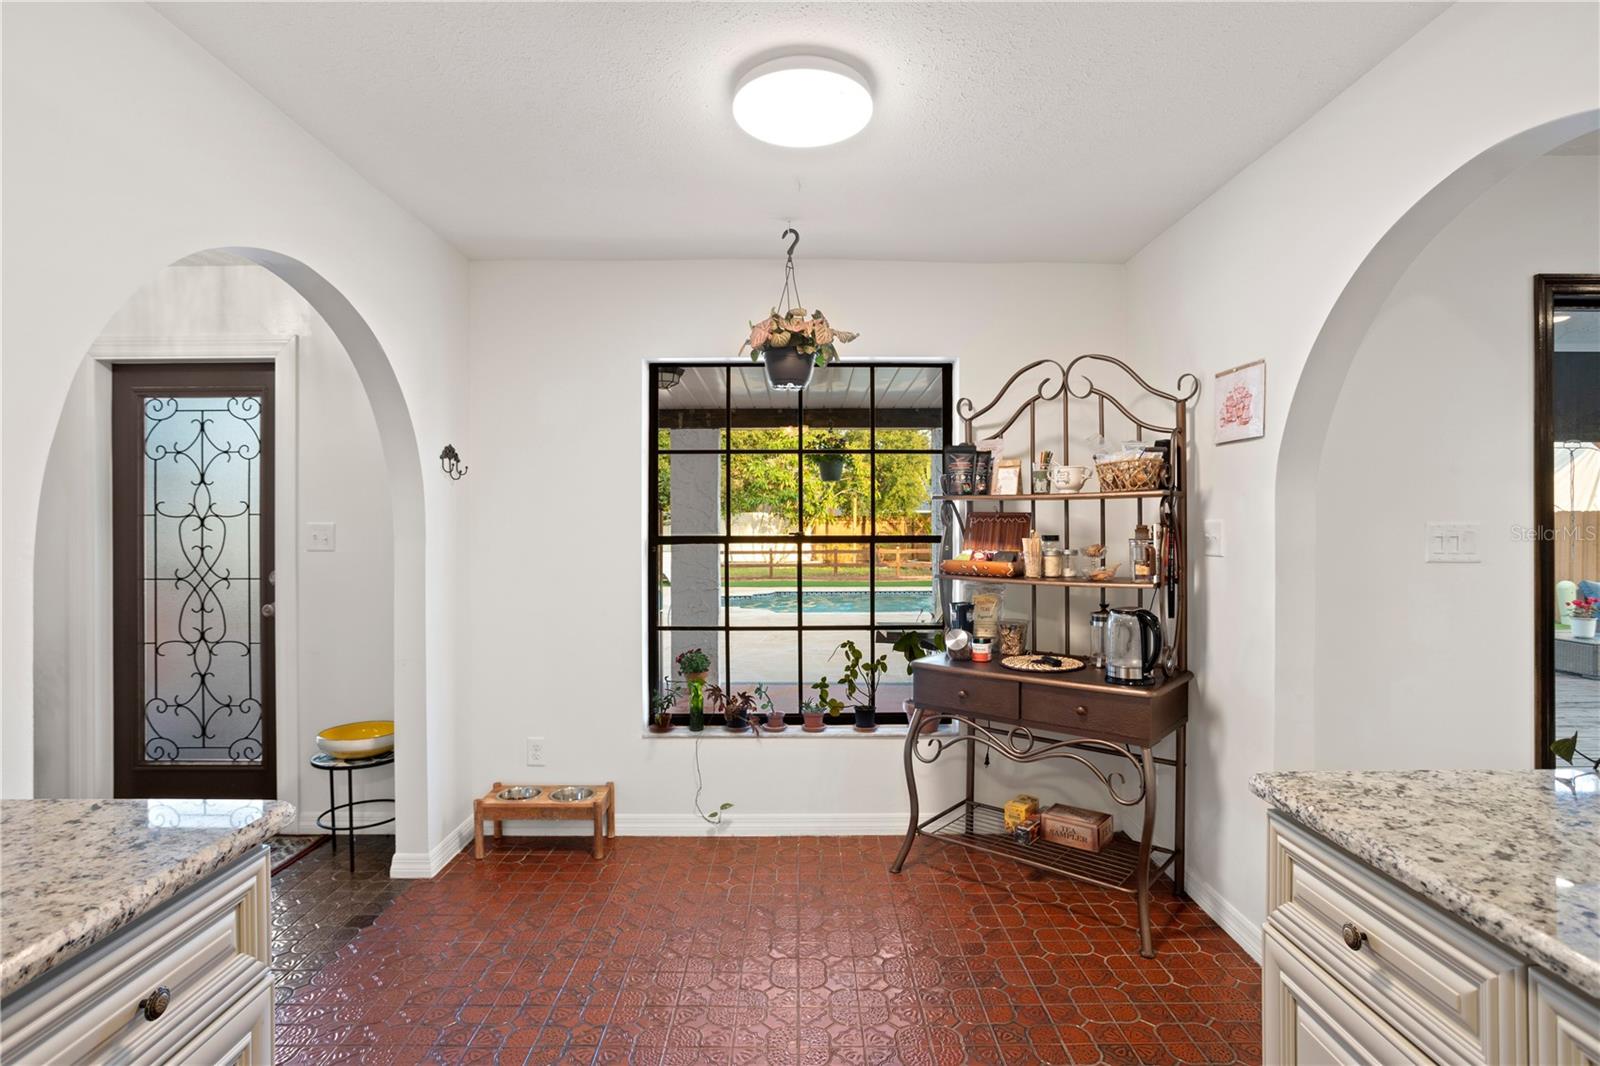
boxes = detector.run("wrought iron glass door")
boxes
[113,363,275,798]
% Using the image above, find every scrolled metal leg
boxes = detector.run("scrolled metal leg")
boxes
[1174,724,1187,899]
[890,705,924,874]
[1136,745,1157,958]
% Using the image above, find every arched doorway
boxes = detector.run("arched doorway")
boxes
[1275,111,1600,768]
[30,247,429,858]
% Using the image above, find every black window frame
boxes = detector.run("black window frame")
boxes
[647,360,953,727]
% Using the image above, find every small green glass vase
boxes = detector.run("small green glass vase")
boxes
[688,679,705,733]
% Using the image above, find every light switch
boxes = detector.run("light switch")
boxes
[1424,522,1479,563]
[1203,519,1224,557]
[306,522,336,552]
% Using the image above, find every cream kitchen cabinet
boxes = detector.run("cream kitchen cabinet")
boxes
[0,850,274,1066]
[1263,810,1599,1066]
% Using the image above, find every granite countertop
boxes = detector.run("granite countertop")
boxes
[1250,770,1600,998]
[0,798,294,998]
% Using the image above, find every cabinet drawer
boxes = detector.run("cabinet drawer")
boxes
[171,973,273,1066]
[1267,814,1525,1064]
[1264,925,1429,1064]
[1019,687,1151,741]
[1,849,272,1066]
[913,671,1017,719]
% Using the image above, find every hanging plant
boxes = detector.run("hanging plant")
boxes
[737,228,858,390]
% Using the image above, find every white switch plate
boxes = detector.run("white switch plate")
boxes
[1203,519,1224,557]
[526,737,546,766]
[1425,522,1480,563]
[306,522,336,552]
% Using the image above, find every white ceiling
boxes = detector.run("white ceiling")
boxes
[155,2,1445,262]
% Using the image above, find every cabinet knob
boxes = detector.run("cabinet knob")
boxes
[1074,705,1089,716]
[1340,922,1367,951]
[957,690,968,700]
[139,986,171,1021]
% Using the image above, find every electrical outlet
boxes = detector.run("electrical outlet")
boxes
[306,522,336,552]
[526,737,546,766]
[1203,519,1224,557]
[1425,522,1481,563]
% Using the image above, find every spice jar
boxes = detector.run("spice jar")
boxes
[1061,548,1083,578]
[1129,524,1157,582]
[971,638,993,663]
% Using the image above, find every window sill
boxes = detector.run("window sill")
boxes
[640,722,959,740]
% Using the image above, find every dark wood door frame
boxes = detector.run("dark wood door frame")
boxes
[112,362,277,798]
[1533,274,1600,768]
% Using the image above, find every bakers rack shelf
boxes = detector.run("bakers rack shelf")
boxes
[891,354,1198,958]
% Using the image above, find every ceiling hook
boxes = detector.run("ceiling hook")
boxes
[781,227,799,259]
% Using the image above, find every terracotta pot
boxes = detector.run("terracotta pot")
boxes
[683,670,709,684]
[802,712,826,733]
[648,721,675,734]
[761,347,815,391]
[918,713,942,735]
[765,711,788,732]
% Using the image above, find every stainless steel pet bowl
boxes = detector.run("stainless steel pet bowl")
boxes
[496,786,541,801]
[548,786,594,803]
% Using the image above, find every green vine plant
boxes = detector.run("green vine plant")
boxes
[692,684,764,825]
[834,639,888,710]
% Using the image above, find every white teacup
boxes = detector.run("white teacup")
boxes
[1050,465,1092,493]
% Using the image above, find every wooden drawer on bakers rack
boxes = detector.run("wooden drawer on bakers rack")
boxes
[913,670,1018,720]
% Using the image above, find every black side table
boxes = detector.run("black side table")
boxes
[309,751,396,872]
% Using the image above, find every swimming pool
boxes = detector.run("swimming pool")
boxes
[730,589,933,615]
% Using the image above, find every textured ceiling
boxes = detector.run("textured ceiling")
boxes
[155,2,1444,262]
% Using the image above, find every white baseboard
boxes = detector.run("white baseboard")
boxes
[1184,868,1262,963]
[389,814,474,878]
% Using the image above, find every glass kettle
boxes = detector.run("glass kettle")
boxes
[1104,607,1162,686]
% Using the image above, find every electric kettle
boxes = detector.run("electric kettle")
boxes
[1104,607,1162,686]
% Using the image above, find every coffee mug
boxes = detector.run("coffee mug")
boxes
[1050,465,1092,493]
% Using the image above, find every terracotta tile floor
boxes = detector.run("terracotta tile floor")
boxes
[272,836,1260,1065]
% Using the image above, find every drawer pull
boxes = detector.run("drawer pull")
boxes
[139,986,171,1022]
[1074,705,1089,716]
[957,690,968,699]
[1340,922,1368,951]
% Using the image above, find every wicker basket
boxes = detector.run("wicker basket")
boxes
[1094,455,1166,492]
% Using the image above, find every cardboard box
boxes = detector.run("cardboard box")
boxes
[1040,804,1113,852]
[1003,794,1040,830]
[1011,816,1040,845]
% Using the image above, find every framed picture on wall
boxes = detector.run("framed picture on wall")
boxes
[1214,359,1266,444]
[993,459,1023,495]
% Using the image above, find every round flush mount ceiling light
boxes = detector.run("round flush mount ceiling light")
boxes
[733,56,872,148]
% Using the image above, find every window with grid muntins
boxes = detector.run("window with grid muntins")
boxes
[648,361,952,726]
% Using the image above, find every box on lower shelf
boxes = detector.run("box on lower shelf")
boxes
[921,801,1174,893]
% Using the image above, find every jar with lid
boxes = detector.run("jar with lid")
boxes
[1042,533,1064,579]
[1129,524,1157,582]
[1060,548,1083,578]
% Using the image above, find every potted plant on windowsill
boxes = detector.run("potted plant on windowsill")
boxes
[1569,596,1598,639]
[752,684,785,731]
[676,648,711,732]
[835,639,888,732]
[649,682,681,734]
[801,676,845,732]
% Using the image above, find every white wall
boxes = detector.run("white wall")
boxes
[464,261,1147,835]
[31,265,396,825]
[1315,153,1600,769]
[1124,0,1599,946]
[1,3,467,865]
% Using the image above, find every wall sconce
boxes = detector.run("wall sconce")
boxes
[655,365,684,390]
[439,444,468,480]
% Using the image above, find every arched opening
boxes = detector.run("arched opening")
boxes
[30,247,429,857]
[1275,111,1600,768]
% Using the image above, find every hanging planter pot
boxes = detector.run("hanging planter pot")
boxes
[739,228,859,391]
[816,453,847,482]
[761,346,816,391]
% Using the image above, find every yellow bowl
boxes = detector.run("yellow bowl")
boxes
[316,720,394,758]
